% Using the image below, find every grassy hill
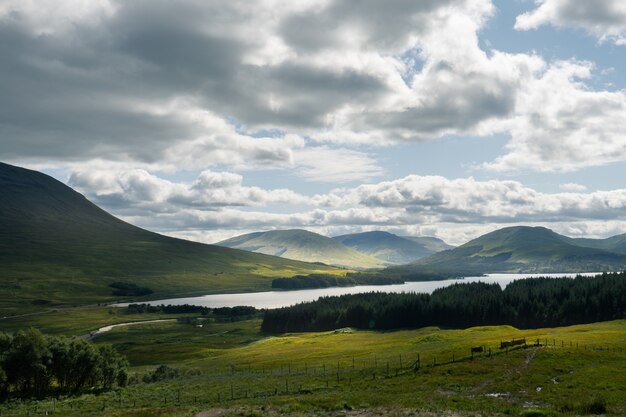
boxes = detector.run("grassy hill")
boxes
[401,235,453,253]
[217,229,386,269]
[0,162,346,315]
[568,233,626,254]
[392,226,626,276]
[4,306,625,417]
[332,231,452,264]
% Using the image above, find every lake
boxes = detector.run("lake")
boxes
[128,272,599,309]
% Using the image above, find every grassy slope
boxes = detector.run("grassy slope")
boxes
[401,235,454,252]
[217,229,386,269]
[396,226,626,275]
[0,163,347,315]
[333,231,451,264]
[2,311,624,416]
[568,233,626,255]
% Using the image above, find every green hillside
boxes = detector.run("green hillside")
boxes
[393,226,626,276]
[217,229,386,269]
[0,162,346,315]
[568,233,626,254]
[333,231,451,264]
[401,235,454,253]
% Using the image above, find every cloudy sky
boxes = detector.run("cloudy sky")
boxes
[2,0,626,245]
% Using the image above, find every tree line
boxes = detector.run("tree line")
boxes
[126,303,257,317]
[262,272,626,333]
[271,273,402,290]
[0,328,128,399]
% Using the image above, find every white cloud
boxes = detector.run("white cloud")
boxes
[515,0,626,45]
[560,182,587,192]
[293,147,384,182]
[72,170,626,246]
[68,168,309,214]
[483,60,626,172]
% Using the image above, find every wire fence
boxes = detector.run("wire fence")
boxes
[0,337,624,416]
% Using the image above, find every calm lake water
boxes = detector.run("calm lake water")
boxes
[130,273,599,309]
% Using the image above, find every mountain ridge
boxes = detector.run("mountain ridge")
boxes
[0,162,345,314]
[393,226,626,276]
[332,231,452,264]
[217,229,386,269]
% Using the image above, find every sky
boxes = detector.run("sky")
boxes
[2,0,626,245]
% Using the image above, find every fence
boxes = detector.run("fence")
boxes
[0,338,623,416]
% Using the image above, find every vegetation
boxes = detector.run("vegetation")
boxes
[0,162,348,315]
[0,317,624,416]
[333,231,452,264]
[271,273,402,289]
[0,328,127,398]
[109,282,154,297]
[217,229,386,269]
[394,226,626,276]
[262,272,626,333]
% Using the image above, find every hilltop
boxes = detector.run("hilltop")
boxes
[217,229,385,269]
[0,162,345,314]
[333,231,452,264]
[392,226,626,276]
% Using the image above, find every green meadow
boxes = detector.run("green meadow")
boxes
[1,308,624,417]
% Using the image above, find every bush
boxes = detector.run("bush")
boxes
[142,365,183,383]
[109,282,153,297]
[580,397,607,414]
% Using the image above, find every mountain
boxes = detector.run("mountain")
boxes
[217,230,386,269]
[568,234,626,255]
[332,231,452,264]
[401,236,454,253]
[393,226,626,276]
[0,162,344,314]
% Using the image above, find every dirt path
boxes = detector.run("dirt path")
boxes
[82,318,177,340]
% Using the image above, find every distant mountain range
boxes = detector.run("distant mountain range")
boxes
[3,161,626,314]
[217,230,386,269]
[332,231,452,265]
[394,226,626,276]
[216,230,453,268]
[0,162,344,313]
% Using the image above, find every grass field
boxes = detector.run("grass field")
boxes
[1,308,624,417]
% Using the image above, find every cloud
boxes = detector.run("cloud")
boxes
[336,175,626,222]
[293,147,384,183]
[2,0,625,182]
[483,60,626,172]
[0,0,541,168]
[560,183,587,192]
[515,0,626,45]
[68,168,309,215]
[72,169,626,246]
